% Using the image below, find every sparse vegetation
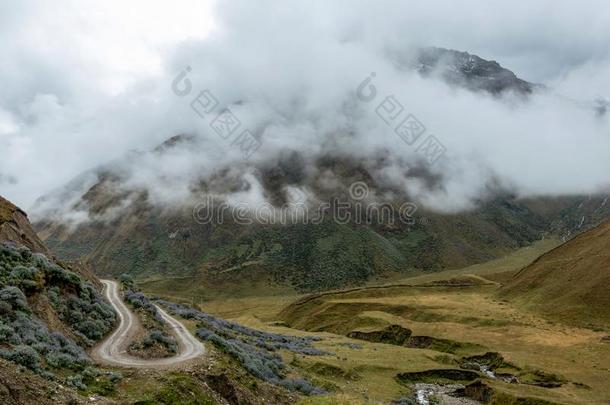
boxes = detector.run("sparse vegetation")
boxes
[131,373,216,405]
[121,275,179,357]
[154,240,608,404]
[157,299,328,395]
[124,290,165,324]
[129,329,178,355]
[0,242,117,384]
[64,366,122,395]
[0,243,116,346]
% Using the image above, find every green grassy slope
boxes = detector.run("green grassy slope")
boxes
[33,138,610,293]
[38,189,601,293]
[499,219,610,329]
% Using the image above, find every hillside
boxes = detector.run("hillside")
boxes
[0,195,340,404]
[177,245,610,405]
[0,196,121,403]
[500,219,610,329]
[34,145,610,294]
[0,196,50,255]
[30,48,609,294]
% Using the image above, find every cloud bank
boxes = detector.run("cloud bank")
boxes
[0,0,609,218]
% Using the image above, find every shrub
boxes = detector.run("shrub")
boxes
[44,264,81,285]
[0,344,41,370]
[66,374,87,390]
[149,330,178,353]
[131,329,178,355]
[280,378,326,395]
[0,244,93,378]
[0,301,12,316]
[0,286,29,312]
[108,371,123,383]
[82,366,101,379]
[158,299,326,395]
[119,273,135,290]
[0,307,89,373]
[46,351,77,369]
[49,283,116,343]
[0,243,116,348]
[9,265,40,289]
[0,323,15,341]
[124,291,164,324]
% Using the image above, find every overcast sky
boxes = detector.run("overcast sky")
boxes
[1,0,609,211]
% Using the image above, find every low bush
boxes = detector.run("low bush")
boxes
[66,373,87,390]
[47,281,116,344]
[157,300,326,355]
[157,299,327,395]
[119,273,135,291]
[131,329,178,355]
[148,329,178,353]
[0,243,106,381]
[0,286,29,312]
[108,371,123,383]
[0,344,40,370]
[9,265,41,290]
[124,291,165,324]
[0,311,89,372]
[1,243,117,346]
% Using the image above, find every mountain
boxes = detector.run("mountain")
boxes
[500,219,610,329]
[402,47,539,95]
[33,135,610,294]
[30,48,609,293]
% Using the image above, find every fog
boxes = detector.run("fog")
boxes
[0,0,609,219]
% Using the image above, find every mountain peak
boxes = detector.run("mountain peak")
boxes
[412,47,538,95]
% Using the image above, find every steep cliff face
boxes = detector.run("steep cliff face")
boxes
[0,196,50,256]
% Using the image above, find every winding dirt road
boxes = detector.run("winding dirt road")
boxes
[92,279,205,367]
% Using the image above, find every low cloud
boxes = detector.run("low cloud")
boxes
[1,0,609,220]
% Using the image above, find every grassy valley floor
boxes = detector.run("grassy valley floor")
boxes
[140,240,610,404]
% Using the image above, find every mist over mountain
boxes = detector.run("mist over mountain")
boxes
[1,1,609,217]
[32,127,610,292]
[28,47,609,229]
[2,2,610,404]
[26,41,610,294]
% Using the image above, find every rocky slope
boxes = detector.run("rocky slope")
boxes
[0,195,122,403]
[409,47,539,95]
[0,196,49,255]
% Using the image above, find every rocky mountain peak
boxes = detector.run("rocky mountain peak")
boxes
[412,47,538,95]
